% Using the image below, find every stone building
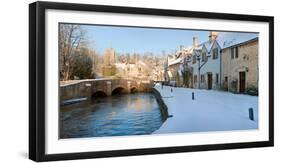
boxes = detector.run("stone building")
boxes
[102,48,116,76]
[167,31,258,94]
[168,57,183,85]
[103,48,116,66]
[221,37,258,95]
[164,44,194,86]
[115,60,152,81]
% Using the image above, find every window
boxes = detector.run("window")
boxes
[192,55,197,64]
[231,48,234,59]
[216,73,219,84]
[194,75,197,83]
[225,76,228,83]
[202,52,207,62]
[231,47,239,59]
[235,47,239,58]
[212,48,218,59]
[201,74,205,83]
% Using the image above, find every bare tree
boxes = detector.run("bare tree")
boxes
[59,24,86,81]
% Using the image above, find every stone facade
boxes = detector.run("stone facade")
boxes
[221,38,258,94]
[168,62,182,81]
[103,48,116,66]
[180,32,258,95]
[102,48,117,76]
[165,43,194,86]
[115,60,157,81]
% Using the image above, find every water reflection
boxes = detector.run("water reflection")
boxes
[60,93,164,138]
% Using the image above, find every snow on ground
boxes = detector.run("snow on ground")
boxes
[153,85,258,134]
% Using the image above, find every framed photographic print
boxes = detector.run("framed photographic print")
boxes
[29,1,274,162]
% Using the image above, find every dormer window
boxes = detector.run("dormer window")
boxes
[212,48,218,59]
[202,52,207,62]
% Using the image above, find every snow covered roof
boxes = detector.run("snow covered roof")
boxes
[216,33,258,49]
[168,57,183,66]
[183,46,194,54]
[203,41,214,52]
[175,46,194,57]
[168,32,258,66]
[194,39,215,53]
[193,33,258,52]
[219,37,258,49]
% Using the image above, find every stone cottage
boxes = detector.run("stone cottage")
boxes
[165,45,194,87]
[221,37,258,94]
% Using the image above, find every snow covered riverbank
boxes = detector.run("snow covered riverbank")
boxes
[153,85,258,134]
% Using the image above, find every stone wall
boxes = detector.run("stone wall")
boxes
[60,81,92,102]
[222,39,258,94]
[60,79,154,104]
[150,88,169,121]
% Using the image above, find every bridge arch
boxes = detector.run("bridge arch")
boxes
[92,90,107,97]
[130,87,138,93]
[111,86,128,95]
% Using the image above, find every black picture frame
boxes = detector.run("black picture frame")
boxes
[29,1,274,162]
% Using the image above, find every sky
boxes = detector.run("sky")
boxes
[81,24,258,55]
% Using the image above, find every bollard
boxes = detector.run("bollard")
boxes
[171,88,173,93]
[249,108,254,121]
[192,92,194,100]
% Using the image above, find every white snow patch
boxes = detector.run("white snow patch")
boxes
[168,57,183,66]
[153,85,258,134]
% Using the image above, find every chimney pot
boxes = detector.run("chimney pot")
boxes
[193,37,198,48]
[209,31,219,42]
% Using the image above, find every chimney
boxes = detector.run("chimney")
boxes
[209,31,219,42]
[193,36,198,48]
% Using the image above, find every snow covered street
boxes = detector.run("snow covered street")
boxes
[153,85,258,134]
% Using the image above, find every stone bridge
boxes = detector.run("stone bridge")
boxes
[60,79,153,102]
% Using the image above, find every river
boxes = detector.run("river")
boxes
[60,93,165,138]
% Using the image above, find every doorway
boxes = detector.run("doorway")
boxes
[239,71,246,93]
[207,73,212,90]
